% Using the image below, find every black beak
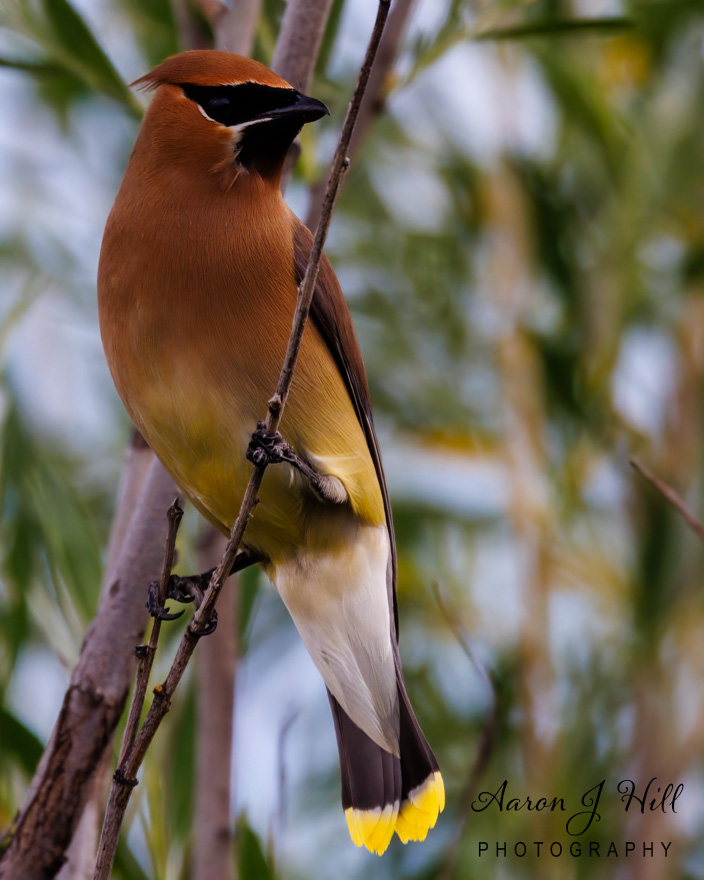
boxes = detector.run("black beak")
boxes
[253,92,329,125]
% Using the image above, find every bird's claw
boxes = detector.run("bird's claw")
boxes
[146,581,186,621]
[190,609,219,639]
[246,421,298,469]
[146,574,204,622]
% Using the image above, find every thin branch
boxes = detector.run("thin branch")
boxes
[91,3,392,876]
[630,457,704,545]
[93,503,183,880]
[117,501,183,769]
[432,584,499,880]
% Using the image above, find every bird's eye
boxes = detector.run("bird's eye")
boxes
[209,97,231,110]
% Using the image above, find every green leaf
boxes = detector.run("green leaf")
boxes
[113,837,152,880]
[166,681,197,839]
[42,0,140,110]
[238,566,261,655]
[405,0,467,86]
[117,0,178,68]
[475,16,635,41]
[0,706,43,775]
[236,815,275,880]
[3,0,142,115]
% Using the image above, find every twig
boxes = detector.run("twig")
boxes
[630,457,704,544]
[92,4,392,876]
[432,583,499,880]
[117,501,183,769]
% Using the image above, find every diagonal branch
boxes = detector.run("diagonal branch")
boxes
[92,2,392,875]
[630,457,704,545]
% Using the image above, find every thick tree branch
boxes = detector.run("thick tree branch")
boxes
[92,2,392,874]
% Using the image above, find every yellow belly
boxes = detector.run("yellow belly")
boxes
[122,313,384,565]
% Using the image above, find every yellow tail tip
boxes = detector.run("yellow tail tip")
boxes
[344,773,445,852]
[395,772,445,844]
[345,803,398,856]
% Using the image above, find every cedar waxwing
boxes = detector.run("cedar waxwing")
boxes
[97,50,443,856]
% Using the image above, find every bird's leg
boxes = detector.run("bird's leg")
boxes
[246,421,348,505]
[147,547,263,637]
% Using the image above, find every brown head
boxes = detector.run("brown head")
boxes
[130,50,328,185]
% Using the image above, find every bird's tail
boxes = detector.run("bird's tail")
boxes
[327,657,444,856]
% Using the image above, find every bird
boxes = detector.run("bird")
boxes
[97,50,443,856]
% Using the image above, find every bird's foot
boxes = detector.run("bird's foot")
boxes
[145,548,263,637]
[147,570,217,636]
[246,421,298,469]
[246,422,348,505]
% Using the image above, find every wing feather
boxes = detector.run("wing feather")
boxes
[292,217,399,638]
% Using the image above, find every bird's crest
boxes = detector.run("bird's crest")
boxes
[131,50,292,92]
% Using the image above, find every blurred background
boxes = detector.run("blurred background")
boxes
[2,0,704,878]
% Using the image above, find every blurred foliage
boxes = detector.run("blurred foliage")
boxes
[2,0,704,878]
